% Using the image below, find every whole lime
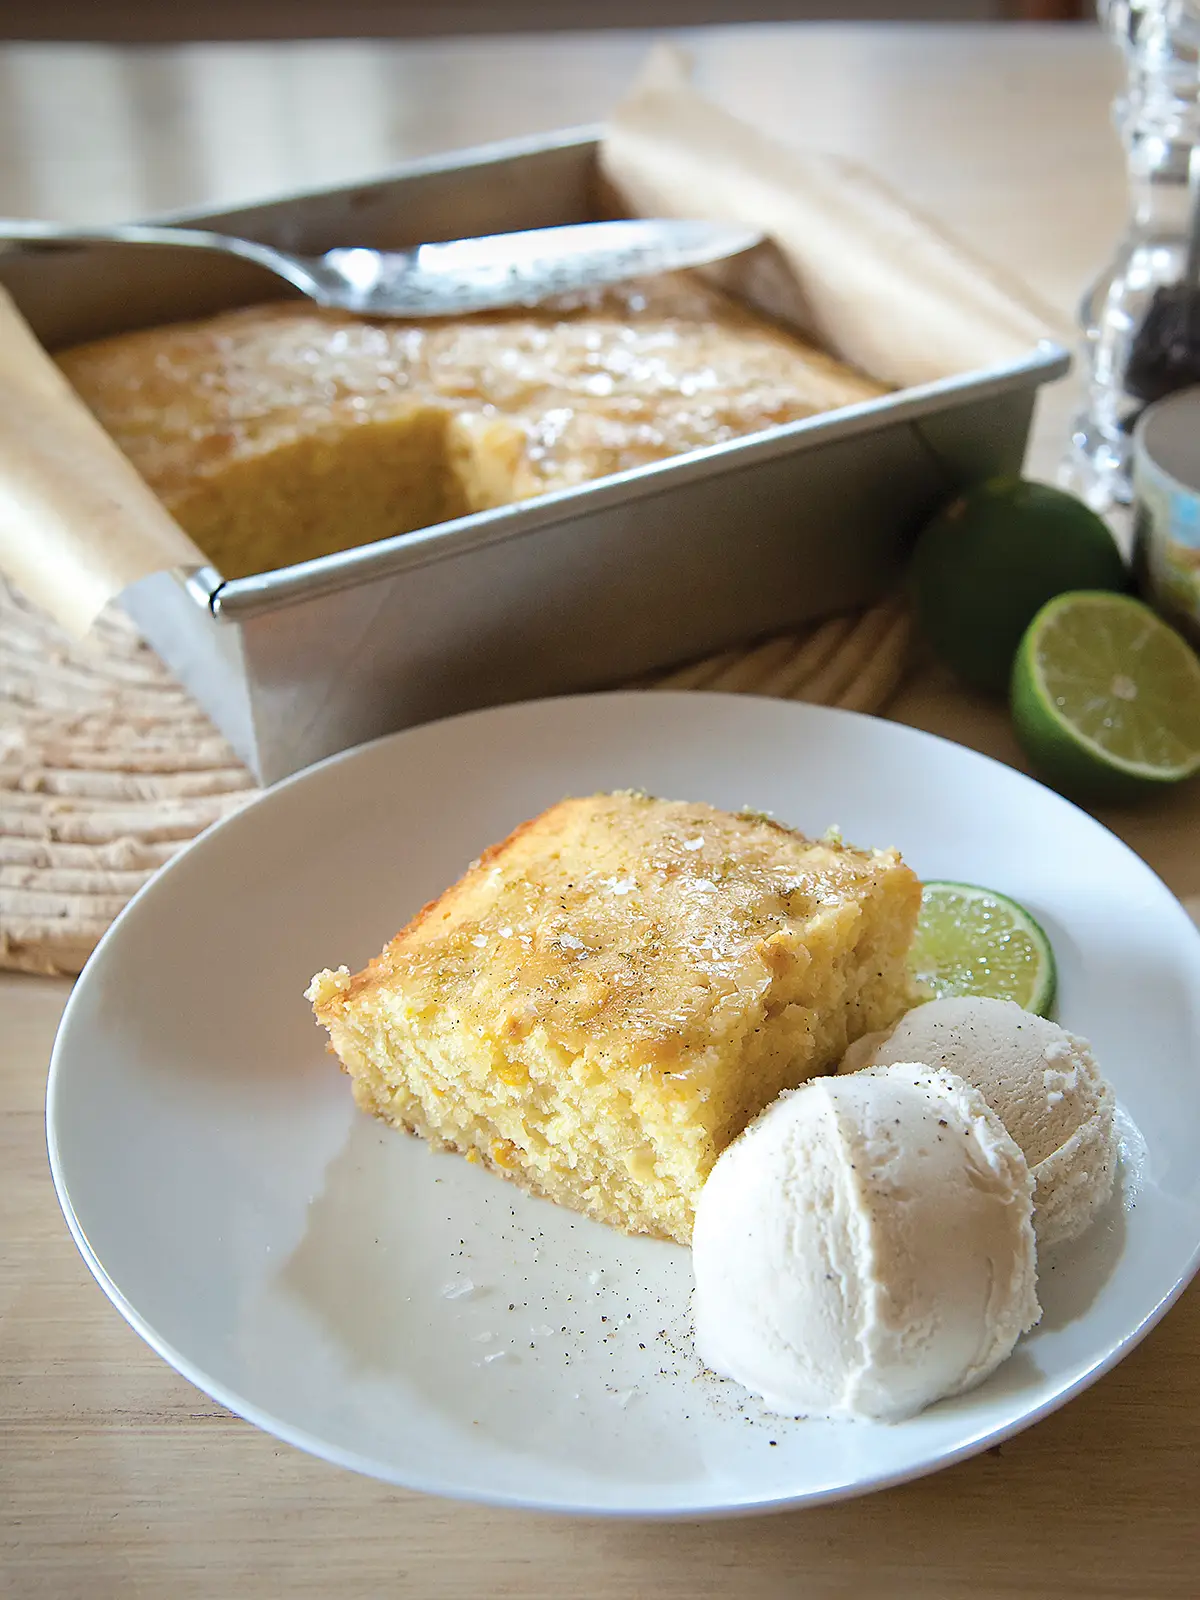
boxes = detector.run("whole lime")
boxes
[909,477,1127,693]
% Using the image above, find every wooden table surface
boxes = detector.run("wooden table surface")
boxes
[3,23,1199,1599]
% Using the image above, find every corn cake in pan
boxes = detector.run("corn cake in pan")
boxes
[56,275,884,582]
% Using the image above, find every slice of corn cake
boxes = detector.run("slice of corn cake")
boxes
[307,792,921,1244]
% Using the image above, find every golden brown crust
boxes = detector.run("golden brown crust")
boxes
[331,811,546,1008]
[315,792,918,1065]
[58,278,886,579]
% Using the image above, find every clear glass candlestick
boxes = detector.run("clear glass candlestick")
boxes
[1064,0,1200,511]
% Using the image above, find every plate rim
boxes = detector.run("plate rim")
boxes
[44,690,1200,1517]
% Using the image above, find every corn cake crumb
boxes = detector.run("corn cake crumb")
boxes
[308,792,921,1244]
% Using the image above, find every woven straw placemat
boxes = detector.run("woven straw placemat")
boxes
[0,577,912,976]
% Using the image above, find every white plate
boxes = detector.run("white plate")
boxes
[47,692,1200,1517]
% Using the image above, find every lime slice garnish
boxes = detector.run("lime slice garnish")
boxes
[911,880,1056,1016]
[1011,590,1200,800]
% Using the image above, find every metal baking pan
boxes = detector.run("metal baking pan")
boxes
[0,128,1069,784]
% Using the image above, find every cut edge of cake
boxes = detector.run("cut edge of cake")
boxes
[308,793,922,1245]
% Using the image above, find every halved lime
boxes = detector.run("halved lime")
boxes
[911,880,1056,1016]
[1012,590,1200,800]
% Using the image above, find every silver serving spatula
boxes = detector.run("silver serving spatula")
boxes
[0,216,762,318]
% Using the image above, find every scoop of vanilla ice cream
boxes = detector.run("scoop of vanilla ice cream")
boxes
[840,997,1117,1247]
[691,1064,1039,1422]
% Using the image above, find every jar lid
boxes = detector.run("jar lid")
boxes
[1134,386,1200,493]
